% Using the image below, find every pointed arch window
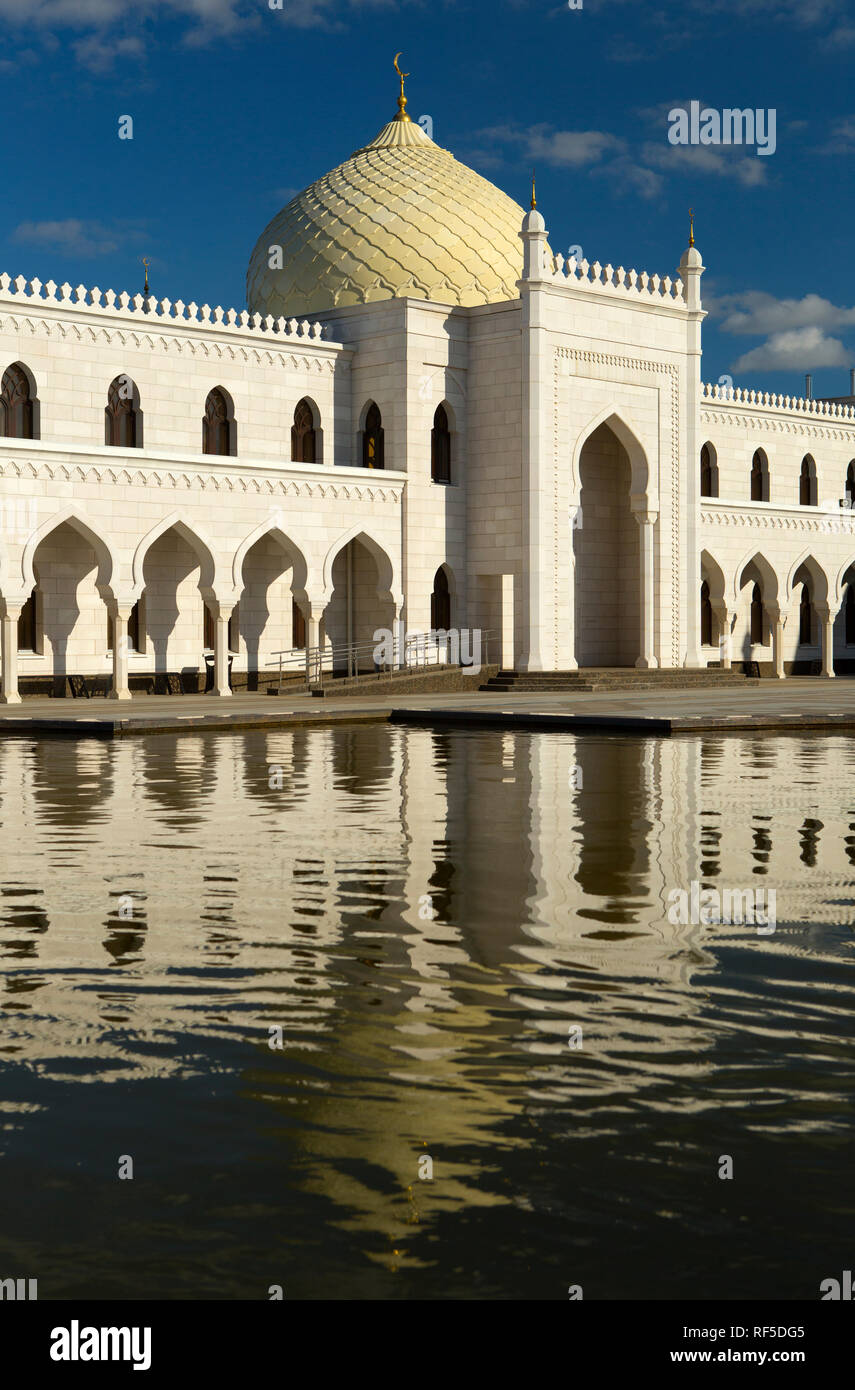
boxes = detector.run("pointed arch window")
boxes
[362,403,384,469]
[700,579,713,646]
[291,399,316,463]
[700,443,718,498]
[799,584,812,645]
[431,404,452,484]
[203,388,233,456]
[800,455,817,506]
[431,567,451,632]
[750,450,769,502]
[105,376,140,448]
[750,583,764,645]
[846,461,855,507]
[1,364,35,439]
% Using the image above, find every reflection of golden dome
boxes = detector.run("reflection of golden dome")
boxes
[246,114,527,318]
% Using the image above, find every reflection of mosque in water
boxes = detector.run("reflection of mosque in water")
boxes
[1,728,853,1248]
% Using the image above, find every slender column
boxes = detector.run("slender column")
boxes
[712,603,730,668]
[634,510,659,670]
[768,605,785,680]
[393,604,406,669]
[108,600,134,701]
[209,603,233,697]
[567,509,580,671]
[0,601,22,705]
[501,574,515,670]
[818,603,836,679]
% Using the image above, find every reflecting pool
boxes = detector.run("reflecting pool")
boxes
[0,726,852,1299]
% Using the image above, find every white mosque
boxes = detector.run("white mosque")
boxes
[2,66,855,701]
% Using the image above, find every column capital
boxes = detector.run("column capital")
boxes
[632,507,659,527]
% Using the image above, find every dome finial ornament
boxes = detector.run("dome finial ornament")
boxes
[688,206,694,247]
[393,52,411,122]
[531,170,536,210]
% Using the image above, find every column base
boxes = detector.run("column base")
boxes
[0,692,22,705]
[206,687,233,698]
[820,671,836,680]
[635,656,659,671]
[107,689,133,701]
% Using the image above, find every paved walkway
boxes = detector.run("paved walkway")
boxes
[1,677,855,737]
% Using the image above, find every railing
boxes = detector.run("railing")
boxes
[266,630,492,693]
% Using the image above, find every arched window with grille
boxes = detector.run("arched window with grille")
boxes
[1,364,36,439]
[291,399,317,463]
[105,376,140,448]
[431,567,451,632]
[107,599,142,654]
[750,450,769,502]
[750,583,764,644]
[431,404,452,483]
[700,442,718,498]
[799,584,812,644]
[202,388,234,456]
[700,579,713,646]
[292,599,306,650]
[362,402,384,469]
[17,588,37,651]
[800,455,817,506]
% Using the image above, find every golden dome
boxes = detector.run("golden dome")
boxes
[245,113,528,318]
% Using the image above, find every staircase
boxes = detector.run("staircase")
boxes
[480,667,762,693]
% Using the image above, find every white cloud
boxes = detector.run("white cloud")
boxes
[11,218,148,259]
[732,326,851,372]
[0,0,406,64]
[477,123,624,169]
[641,142,770,188]
[709,291,855,335]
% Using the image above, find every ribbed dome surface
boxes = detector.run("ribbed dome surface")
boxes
[246,115,527,317]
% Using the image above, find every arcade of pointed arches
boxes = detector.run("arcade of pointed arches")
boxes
[0,510,445,702]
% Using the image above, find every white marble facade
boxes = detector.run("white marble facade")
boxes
[1,197,855,701]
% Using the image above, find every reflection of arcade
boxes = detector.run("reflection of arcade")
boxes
[4,727,855,1244]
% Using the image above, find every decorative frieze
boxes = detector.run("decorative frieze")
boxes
[0,456,402,503]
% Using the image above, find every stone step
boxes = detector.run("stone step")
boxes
[480,668,762,693]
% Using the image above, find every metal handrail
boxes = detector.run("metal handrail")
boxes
[265,629,492,693]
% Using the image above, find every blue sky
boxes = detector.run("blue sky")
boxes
[1,0,854,398]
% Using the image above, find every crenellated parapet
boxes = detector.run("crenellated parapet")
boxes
[549,254,687,305]
[0,272,333,342]
[702,380,855,422]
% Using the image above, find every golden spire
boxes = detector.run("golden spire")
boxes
[531,170,536,210]
[393,52,411,122]
[141,256,150,294]
[688,207,695,247]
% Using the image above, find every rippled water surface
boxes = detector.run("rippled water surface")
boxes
[0,725,852,1299]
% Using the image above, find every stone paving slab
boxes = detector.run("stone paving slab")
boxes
[0,678,854,737]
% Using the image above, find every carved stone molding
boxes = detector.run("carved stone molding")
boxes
[701,409,855,443]
[701,508,855,533]
[0,457,402,503]
[0,313,342,374]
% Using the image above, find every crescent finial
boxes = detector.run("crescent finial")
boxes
[393,52,411,122]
